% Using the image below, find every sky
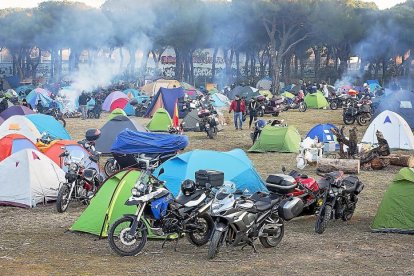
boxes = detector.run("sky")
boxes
[0,0,407,10]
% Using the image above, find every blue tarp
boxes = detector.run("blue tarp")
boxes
[145,87,186,118]
[306,123,338,143]
[154,149,267,196]
[111,129,189,154]
[27,114,71,140]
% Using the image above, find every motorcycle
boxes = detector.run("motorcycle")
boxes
[198,104,218,139]
[328,94,352,110]
[342,96,372,126]
[44,107,66,127]
[314,171,364,234]
[107,168,218,256]
[56,148,103,213]
[283,92,307,112]
[207,174,304,259]
[256,95,285,117]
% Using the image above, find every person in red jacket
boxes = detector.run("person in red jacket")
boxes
[229,95,246,130]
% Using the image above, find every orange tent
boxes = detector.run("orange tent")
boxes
[0,134,37,162]
[41,140,91,168]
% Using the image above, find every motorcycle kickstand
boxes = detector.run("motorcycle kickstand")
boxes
[242,239,258,253]
[173,237,179,252]
[161,237,169,249]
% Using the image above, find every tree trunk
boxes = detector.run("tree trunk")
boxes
[211,47,218,81]
[313,46,321,79]
[119,47,124,72]
[381,56,387,84]
[294,54,298,77]
[140,50,150,82]
[317,158,360,174]
[127,47,136,76]
[384,154,414,167]
[250,53,256,80]
[244,51,249,78]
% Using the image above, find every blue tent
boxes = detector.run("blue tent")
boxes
[154,149,267,196]
[211,93,227,107]
[26,114,71,140]
[111,129,188,154]
[306,123,338,144]
[145,87,185,118]
[123,89,140,98]
[15,85,35,95]
[26,91,52,108]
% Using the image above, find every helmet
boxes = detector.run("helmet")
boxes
[181,179,196,196]
[256,119,267,129]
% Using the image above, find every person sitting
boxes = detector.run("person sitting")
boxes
[22,99,33,110]
[36,100,43,113]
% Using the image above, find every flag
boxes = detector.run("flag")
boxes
[173,99,179,127]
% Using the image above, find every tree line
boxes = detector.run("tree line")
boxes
[0,0,413,92]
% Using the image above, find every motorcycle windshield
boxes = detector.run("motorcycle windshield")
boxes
[70,150,85,164]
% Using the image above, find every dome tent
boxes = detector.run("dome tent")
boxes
[27,114,71,140]
[0,105,35,121]
[0,134,37,162]
[306,123,338,144]
[249,125,301,153]
[108,108,127,120]
[102,91,129,112]
[0,115,41,142]
[146,108,172,132]
[304,91,328,109]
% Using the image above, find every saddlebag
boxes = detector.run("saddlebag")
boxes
[195,170,224,188]
[278,197,304,221]
[342,175,364,195]
[85,128,101,141]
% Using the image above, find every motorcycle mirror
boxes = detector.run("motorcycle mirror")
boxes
[158,168,165,176]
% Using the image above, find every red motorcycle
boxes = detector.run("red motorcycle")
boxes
[283,91,307,112]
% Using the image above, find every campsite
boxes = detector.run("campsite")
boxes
[1,0,414,275]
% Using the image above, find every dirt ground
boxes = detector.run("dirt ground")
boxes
[1,109,414,275]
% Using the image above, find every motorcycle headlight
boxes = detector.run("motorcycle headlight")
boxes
[137,182,146,193]
[69,162,78,171]
[131,187,140,196]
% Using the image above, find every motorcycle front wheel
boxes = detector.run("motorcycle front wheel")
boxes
[329,102,338,110]
[343,115,355,125]
[207,228,225,259]
[187,213,214,246]
[356,113,371,126]
[207,127,217,139]
[259,215,284,248]
[104,158,120,177]
[108,217,148,256]
[315,204,332,234]
[299,102,307,112]
[56,184,71,213]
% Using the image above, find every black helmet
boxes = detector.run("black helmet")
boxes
[181,179,196,196]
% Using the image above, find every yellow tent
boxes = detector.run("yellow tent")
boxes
[141,79,181,96]
[259,90,273,99]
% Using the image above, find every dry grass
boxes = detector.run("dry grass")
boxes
[1,109,414,275]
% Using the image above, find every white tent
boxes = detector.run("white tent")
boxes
[0,115,41,142]
[362,110,414,150]
[0,149,65,208]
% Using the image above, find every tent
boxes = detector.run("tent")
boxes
[95,115,148,154]
[110,98,128,112]
[211,93,230,107]
[306,123,338,144]
[102,91,129,112]
[304,91,328,109]
[182,109,202,132]
[281,92,295,99]
[123,101,135,116]
[123,88,140,99]
[209,87,220,95]
[0,149,65,208]
[108,108,127,120]
[0,115,41,142]
[154,149,267,196]
[147,108,172,132]
[0,117,3,125]
[141,79,181,96]
[226,86,260,100]
[371,168,414,233]
[0,134,37,162]
[41,140,99,171]
[26,91,53,108]
[145,87,185,118]
[256,77,272,90]
[249,125,301,153]
[0,105,35,121]
[27,114,71,140]
[259,90,273,99]
[15,85,35,96]
[70,170,142,237]
[372,90,414,129]
[362,110,414,150]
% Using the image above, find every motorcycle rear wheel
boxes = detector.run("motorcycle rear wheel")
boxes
[207,229,224,259]
[56,184,70,213]
[207,127,217,139]
[342,201,356,221]
[356,113,371,126]
[187,213,214,246]
[315,204,332,234]
[108,217,148,257]
[104,158,120,177]
[329,102,338,110]
[259,215,284,248]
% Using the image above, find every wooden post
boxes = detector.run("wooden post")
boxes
[317,158,360,174]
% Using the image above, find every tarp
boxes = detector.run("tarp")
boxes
[27,114,71,140]
[70,170,141,237]
[182,109,201,132]
[111,129,188,154]
[95,115,148,154]
[108,108,127,120]
[154,149,267,196]
[362,110,414,150]
[0,134,37,162]
[0,149,65,208]
[141,79,181,96]
[306,123,338,144]
[145,87,185,118]
[147,108,172,132]
[227,86,260,100]
[0,105,35,120]
[304,91,328,109]
[102,91,129,112]
[371,168,414,233]
[0,115,41,142]
[249,125,301,153]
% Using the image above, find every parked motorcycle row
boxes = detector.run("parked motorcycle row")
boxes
[106,165,364,259]
[255,92,307,118]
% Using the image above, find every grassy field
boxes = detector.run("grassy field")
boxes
[1,109,413,275]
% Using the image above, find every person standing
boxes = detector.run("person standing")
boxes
[229,95,246,130]
[322,81,329,98]
[78,91,91,120]
[248,98,258,129]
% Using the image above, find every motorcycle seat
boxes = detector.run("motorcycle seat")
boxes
[254,200,272,211]
[343,181,358,193]
[249,192,280,211]
[174,190,204,206]
[317,179,330,190]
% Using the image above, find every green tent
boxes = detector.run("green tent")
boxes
[71,170,140,237]
[147,108,172,132]
[281,91,295,99]
[109,108,127,120]
[248,125,301,153]
[371,168,414,234]
[304,91,328,109]
[208,88,219,94]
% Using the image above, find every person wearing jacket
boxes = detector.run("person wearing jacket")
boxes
[248,98,258,129]
[229,95,246,130]
[78,91,91,120]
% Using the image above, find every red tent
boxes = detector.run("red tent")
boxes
[110,98,128,112]
[0,134,37,161]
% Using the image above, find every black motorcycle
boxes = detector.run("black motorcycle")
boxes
[198,105,218,139]
[328,94,352,110]
[314,172,364,234]
[342,97,372,126]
